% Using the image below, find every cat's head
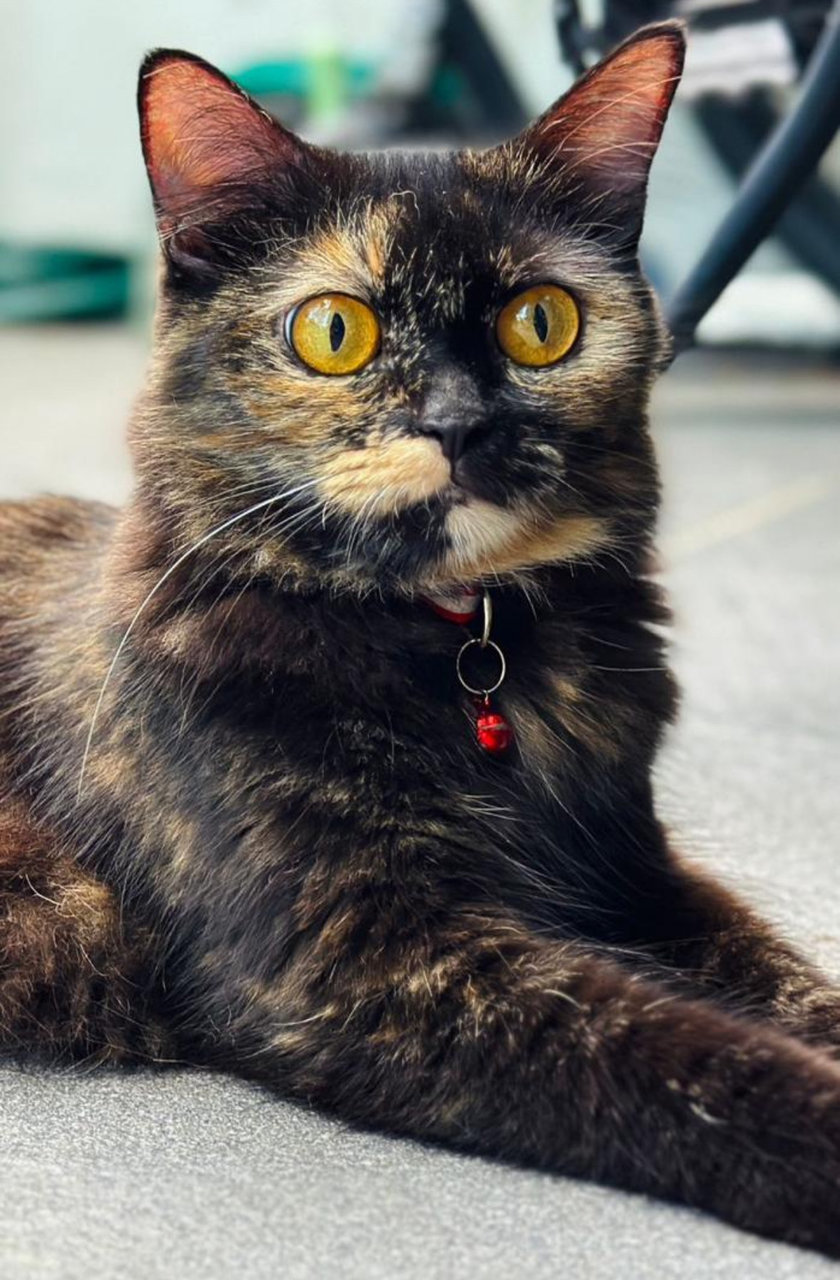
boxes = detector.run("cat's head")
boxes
[135,24,684,596]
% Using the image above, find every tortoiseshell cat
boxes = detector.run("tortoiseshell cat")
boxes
[2,21,840,1255]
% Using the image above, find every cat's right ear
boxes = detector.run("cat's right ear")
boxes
[508,23,685,253]
[138,50,309,276]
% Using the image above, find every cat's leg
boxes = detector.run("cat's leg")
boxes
[640,852,840,1052]
[222,910,840,1256]
[0,795,172,1064]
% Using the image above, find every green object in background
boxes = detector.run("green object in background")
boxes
[234,56,376,121]
[308,49,345,122]
[0,244,130,325]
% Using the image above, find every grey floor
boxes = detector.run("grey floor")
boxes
[1,327,839,1278]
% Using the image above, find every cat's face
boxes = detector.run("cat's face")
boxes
[136,26,684,594]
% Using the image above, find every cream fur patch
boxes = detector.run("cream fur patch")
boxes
[319,437,450,518]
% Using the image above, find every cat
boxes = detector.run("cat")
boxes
[2,19,840,1257]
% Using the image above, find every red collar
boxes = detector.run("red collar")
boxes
[421,586,481,625]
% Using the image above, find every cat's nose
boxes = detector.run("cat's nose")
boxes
[416,370,486,465]
[419,418,484,465]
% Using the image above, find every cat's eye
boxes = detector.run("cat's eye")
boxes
[288,294,381,375]
[496,285,580,367]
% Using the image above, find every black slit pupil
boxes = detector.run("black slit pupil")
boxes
[330,312,346,352]
[533,303,549,344]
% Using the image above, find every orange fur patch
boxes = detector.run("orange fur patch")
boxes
[319,438,451,518]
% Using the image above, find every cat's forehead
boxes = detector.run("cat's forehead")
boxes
[268,150,607,316]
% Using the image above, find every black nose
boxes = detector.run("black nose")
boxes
[421,419,484,465]
[416,369,486,466]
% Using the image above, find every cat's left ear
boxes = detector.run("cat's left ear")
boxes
[138,50,311,274]
[511,22,685,250]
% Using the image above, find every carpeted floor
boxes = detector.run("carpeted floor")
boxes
[1,328,839,1277]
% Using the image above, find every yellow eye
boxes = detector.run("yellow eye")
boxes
[288,293,381,375]
[496,285,580,367]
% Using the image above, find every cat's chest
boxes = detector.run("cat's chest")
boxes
[93,598,665,923]
[199,664,609,861]
[68,639,655,955]
[163,622,633,837]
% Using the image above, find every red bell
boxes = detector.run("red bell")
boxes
[475,704,513,754]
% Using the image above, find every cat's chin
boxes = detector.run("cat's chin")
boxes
[434,499,611,585]
[444,499,524,568]
[317,492,611,593]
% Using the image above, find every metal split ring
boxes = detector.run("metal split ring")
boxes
[480,589,492,647]
[456,638,507,697]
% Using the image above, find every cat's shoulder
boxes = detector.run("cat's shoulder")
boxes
[0,495,116,578]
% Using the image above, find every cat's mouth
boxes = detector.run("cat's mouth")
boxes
[308,432,610,584]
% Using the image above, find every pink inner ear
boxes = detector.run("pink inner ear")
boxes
[530,31,684,191]
[141,57,299,219]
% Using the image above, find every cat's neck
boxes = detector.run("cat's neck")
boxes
[104,491,660,693]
